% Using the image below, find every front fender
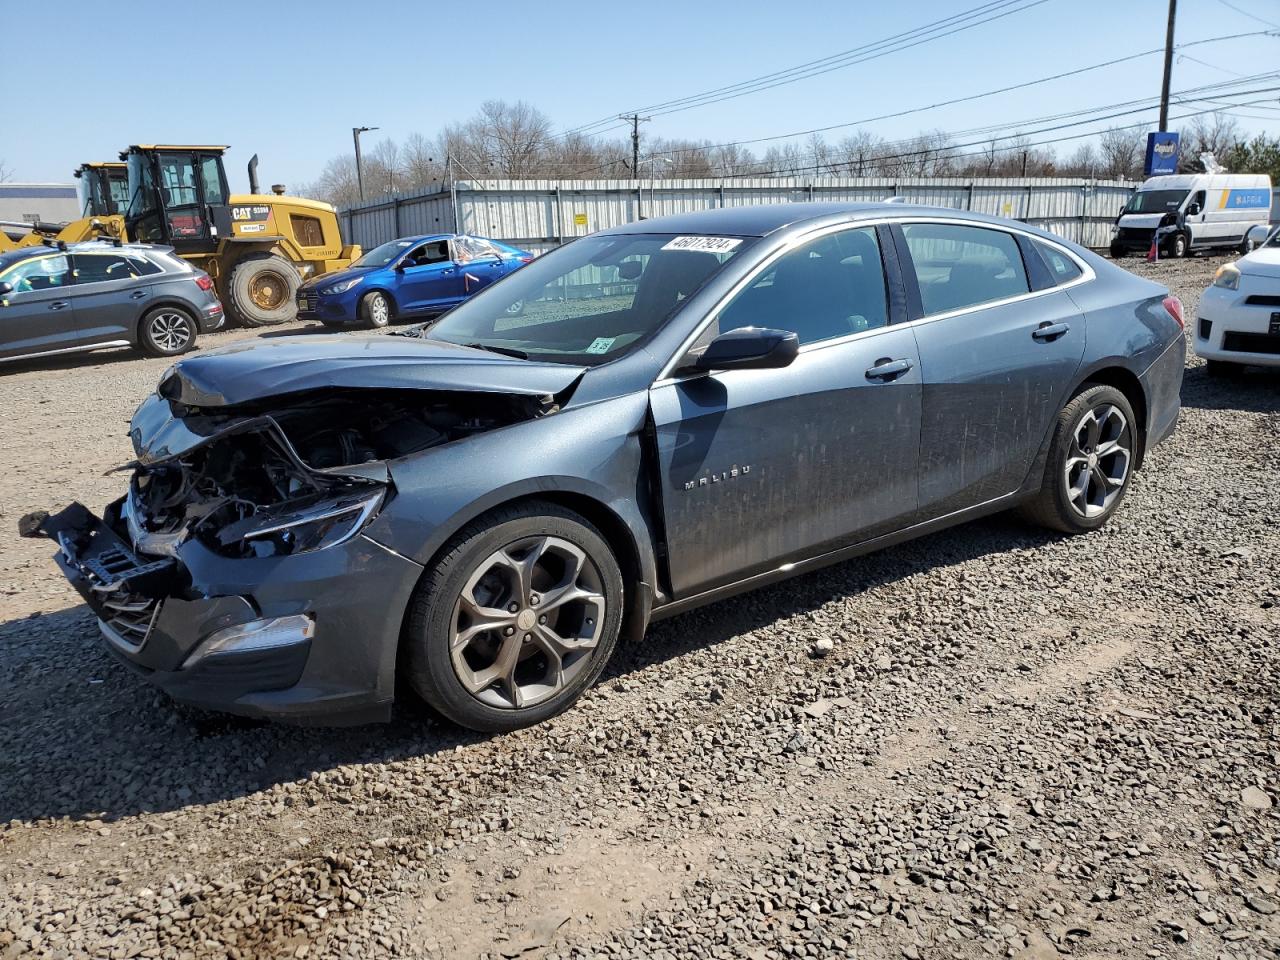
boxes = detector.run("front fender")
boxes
[364,392,659,592]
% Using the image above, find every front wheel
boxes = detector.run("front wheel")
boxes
[1020,384,1137,534]
[1109,241,1127,260]
[137,306,196,357]
[1169,232,1188,258]
[359,290,392,328]
[404,501,624,732]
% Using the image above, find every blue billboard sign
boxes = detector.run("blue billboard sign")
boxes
[1145,132,1180,176]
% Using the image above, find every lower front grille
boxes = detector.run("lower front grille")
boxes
[1198,317,1212,341]
[97,586,163,652]
[1222,332,1280,355]
[1117,227,1154,246]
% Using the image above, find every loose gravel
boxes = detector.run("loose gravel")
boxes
[1,252,1277,960]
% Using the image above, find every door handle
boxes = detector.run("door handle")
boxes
[865,357,914,381]
[49,300,69,311]
[130,290,147,300]
[1032,321,1070,342]
[441,267,455,275]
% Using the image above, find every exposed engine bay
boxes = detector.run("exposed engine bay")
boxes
[126,389,556,560]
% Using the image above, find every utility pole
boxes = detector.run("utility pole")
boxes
[620,114,650,180]
[353,126,378,201]
[1158,0,1177,132]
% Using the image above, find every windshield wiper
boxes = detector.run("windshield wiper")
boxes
[463,342,528,360]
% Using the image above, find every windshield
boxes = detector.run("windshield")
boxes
[426,233,752,365]
[354,239,416,268]
[1122,189,1188,215]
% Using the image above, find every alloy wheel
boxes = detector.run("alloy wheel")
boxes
[1064,403,1131,518]
[371,294,390,325]
[450,535,605,710]
[148,312,192,352]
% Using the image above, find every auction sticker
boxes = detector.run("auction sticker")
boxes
[585,337,616,354]
[661,236,743,254]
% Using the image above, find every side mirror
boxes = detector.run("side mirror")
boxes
[692,326,799,373]
[394,260,409,271]
[1186,202,1202,216]
[0,281,12,297]
[1246,224,1271,248]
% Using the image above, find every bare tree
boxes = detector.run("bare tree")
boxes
[296,155,361,208]
[402,132,444,190]
[1060,141,1101,177]
[0,159,11,183]
[1178,112,1243,171]
[834,131,883,176]
[470,100,554,178]
[1098,126,1145,179]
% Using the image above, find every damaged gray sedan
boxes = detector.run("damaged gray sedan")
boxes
[22,204,1185,730]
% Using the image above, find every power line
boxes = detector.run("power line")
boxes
[1217,0,1280,29]
[555,0,1049,138]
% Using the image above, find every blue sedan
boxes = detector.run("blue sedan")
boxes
[296,233,533,329]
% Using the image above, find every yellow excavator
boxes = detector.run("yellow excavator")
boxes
[0,146,360,326]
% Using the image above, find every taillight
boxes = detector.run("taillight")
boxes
[1162,295,1184,329]
[195,274,214,292]
[518,255,533,264]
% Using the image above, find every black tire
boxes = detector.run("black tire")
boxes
[1239,236,1257,256]
[1109,241,1127,260]
[1019,384,1138,535]
[225,253,301,327]
[359,290,393,328]
[137,305,197,358]
[404,501,624,732]
[1170,232,1188,258]
[1205,358,1243,378]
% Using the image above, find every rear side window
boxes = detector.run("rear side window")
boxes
[72,253,149,283]
[127,256,164,276]
[901,223,1029,315]
[717,226,889,346]
[1033,241,1082,284]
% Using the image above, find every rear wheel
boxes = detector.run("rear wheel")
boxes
[137,306,196,357]
[404,502,624,732]
[1020,384,1137,534]
[226,253,301,327]
[1239,236,1258,255]
[359,290,392,328]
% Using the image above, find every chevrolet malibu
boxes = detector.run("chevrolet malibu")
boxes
[22,204,1186,731]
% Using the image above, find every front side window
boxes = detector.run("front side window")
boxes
[1033,240,1082,285]
[715,226,888,346]
[406,240,450,266]
[126,153,165,242]
[902,223,1030,316]
[428,233,749,364]
[156,153,204,238]
[1,255,71,294]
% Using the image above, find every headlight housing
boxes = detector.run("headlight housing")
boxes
[1212,264,1241,291]
[320,275,363,296]
[215,488,385,557]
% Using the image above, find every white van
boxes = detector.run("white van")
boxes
[1110,173,1272,259]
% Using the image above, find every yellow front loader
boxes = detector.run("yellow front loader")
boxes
[2,147,361,327]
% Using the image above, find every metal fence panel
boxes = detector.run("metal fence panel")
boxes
[341,176,1139,252]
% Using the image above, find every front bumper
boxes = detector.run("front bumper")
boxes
[1193,284,1280,366]
[296,289,361,325]
[25,500,423,724]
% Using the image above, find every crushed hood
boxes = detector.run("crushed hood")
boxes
[157,335,587,408]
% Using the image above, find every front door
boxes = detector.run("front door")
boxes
[395,239,462,314]
[0,253,78,360]
[895,221,1086,519]
[649,225,922,598]
[455,237,506,298]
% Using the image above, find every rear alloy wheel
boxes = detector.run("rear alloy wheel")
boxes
[138,306,196,357]
[226,253,301,327]
[1020,384,1137,534]
[360,290,392,328]
[405,502,623,731]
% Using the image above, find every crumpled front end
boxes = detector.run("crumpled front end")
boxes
[25,394,559,728]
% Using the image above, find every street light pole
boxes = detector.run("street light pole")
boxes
[353,126,379,202]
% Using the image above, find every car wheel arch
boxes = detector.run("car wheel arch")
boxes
[391,487,656,682]
[136,298,200,343]
[1076,365,1148,468]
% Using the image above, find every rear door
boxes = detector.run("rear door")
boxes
[394,240,461,313]
[649,224,922,598]
[69,252,156,345]
[0,253,79,360]
[894,221,1085,519]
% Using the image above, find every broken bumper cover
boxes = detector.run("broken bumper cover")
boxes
[24,501,423,724]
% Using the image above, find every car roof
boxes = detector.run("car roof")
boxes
[594,202,1036,238]
[0,241,175,269]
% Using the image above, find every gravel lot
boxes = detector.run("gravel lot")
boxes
[1,252,1278,960]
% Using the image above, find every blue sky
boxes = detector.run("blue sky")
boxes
[4,0,1278,188]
